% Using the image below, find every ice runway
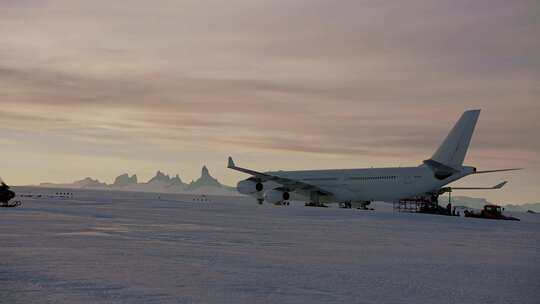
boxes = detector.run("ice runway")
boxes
[2,187,539,304]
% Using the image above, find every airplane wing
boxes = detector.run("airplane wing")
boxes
[449,181,508,190]
[474,168,523,174]
[438,181,508,195]
[227,157,333,195]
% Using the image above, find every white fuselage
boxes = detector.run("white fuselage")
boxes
[255,165,475,203]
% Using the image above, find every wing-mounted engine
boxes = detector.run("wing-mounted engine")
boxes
[237,178,264,195]
[264,189,290,205]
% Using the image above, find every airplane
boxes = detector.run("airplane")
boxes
[227,109,521,207]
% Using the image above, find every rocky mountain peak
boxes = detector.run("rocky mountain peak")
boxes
[187,166,222,191]
[74,177,107,188]
[113,173,138,187]
[148,171,171,184]
[165,174,185,189]
[201,166,210,178]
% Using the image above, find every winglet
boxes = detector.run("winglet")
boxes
[494,181,508,189]
[227,156,235,169]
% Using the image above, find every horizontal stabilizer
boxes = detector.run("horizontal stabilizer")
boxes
[474,168,523,174]
[451,181,508,190]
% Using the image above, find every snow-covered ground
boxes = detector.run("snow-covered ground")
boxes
[2,187,539,304]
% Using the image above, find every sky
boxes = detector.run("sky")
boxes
[0,0,539,203]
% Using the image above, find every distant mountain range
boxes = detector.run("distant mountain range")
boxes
[39,166,238,196]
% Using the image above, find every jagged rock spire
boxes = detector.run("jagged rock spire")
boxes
[113,173,138,187]
[186,165,222,191]
[201,166,210,178]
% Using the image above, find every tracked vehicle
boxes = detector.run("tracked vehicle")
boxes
[464,204,519,221]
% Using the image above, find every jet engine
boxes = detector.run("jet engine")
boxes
[237,179,264,195]
[264,189,290,205]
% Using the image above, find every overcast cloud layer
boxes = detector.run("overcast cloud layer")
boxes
[1,0,538,203]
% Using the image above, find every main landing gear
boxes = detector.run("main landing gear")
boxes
[305,202,328,208]
[275,201,290,206]
[304,192,327,207]
[339,202,353,208]
[339,201,373,210]
[256,199,292,206]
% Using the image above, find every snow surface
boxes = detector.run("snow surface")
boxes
[2,187,539,304]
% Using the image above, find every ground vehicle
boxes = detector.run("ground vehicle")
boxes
[0,180,21,208]
[464,204,519,221]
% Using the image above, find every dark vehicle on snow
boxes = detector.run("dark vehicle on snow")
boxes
[464,204,519,221]
[0,180,21,208]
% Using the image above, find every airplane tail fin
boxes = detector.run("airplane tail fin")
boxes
[429,109,481,169]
